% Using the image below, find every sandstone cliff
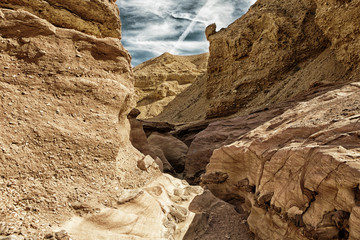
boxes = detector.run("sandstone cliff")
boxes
[134,52,208,119]
[205,0,353,118]
[0,3,207,240]
[0,0,121,38]
[203,82,360,239]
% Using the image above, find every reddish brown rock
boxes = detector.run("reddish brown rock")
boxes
[184,107,288,184]
[148,132,188,173]
[184,190,254,240]
[203,83,360,239]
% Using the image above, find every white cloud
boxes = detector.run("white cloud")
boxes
[117,0,255,65]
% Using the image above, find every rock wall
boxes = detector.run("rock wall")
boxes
[134,52,208,119]
[203,82,360,239]
[315,0,360,67]
[205,0,350,118]
[0,3,205,239]
[0,0,121,38]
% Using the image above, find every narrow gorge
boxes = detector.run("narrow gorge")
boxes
[1,0,359,240]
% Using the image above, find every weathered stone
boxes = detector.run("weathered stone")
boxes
[0,0,121,38]
[148,132,188,173]
[204,83,360,239]
[134,52,208,119]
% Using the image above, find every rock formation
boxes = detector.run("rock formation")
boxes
[203,82,360,239]
[134,52,208,119]
[0,3,204,240]
[0,0,121,38]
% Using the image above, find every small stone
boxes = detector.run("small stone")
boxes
[137,155,155,171]
[55,230,70,240]
[44,233,54,239]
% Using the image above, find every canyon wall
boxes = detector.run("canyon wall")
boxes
[205,0,350,118]
[181,0,360,239]
[203,82,360,239]
[134,52,208,119]
[0,2,205,239]
[0,0,121,38]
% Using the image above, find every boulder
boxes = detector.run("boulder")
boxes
[148,132,188,173]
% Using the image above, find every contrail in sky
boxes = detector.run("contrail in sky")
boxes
[170,0,218,54]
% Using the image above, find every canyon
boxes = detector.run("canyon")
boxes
[1,0,360,240]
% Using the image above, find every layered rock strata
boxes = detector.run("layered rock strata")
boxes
[203,83,360,239]
[134,52,208,119]
[0,0,121,38]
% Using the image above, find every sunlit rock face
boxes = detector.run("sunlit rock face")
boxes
[134,52,208,119]
[117,0,256,65]
[0,0,121,38]
[203,82,360,239]
[204,0,352,119]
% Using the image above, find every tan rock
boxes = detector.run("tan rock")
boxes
[0,0,121,38]
[203,83,360,239]
[152,74,208,124]
[315,0,360,68]
[62,174,204,240]
[205,0,349,118]
[134,52,208,119]
[0,7,156,238]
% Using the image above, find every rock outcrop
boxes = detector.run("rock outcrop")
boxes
[62,174,204,240]
[203,82,360,239]
[184,107,288,184]
[184,190,254,240]
[0,0,121,38]
[134,52,208,119]
[0,6,150,238]
[148,132,188,174]
[0,3,207,239]
[152,74,208,124]
[205,0,352,118]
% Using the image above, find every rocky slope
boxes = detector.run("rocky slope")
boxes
[134,52,208,119]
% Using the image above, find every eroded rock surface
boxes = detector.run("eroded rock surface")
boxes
[184,107,288,184]
[0,0,121,38]
[134,52,208,119]
[0,7,158,238]
[184,190,254,240]
[62,174,203,240]
[205,0,349,118]
[148,132,188,174]
[203,83,360,239]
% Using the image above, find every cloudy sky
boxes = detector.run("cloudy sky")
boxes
[117,0,256,66]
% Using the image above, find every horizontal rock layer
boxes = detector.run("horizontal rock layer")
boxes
[203,82,360,239]
[0,0,121,38]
